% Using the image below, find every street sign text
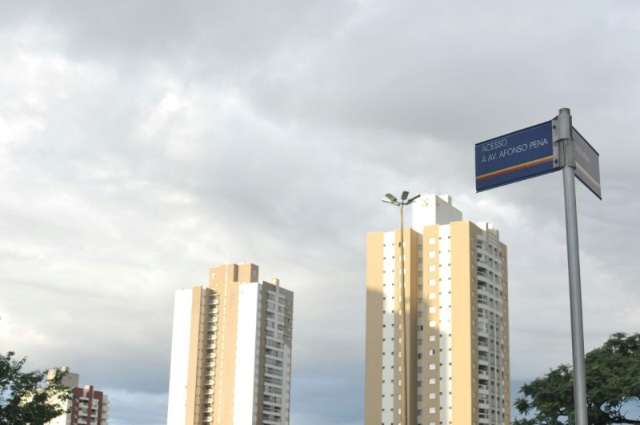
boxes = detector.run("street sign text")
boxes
[475,121,559,192]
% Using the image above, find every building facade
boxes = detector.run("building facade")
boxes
[45,368,109,425]
[167,263,294,425]
[365,195,509,425]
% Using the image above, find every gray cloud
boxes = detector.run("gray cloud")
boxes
[1,1,639,424]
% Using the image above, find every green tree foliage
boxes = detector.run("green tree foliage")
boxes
[514,333,640,425]
[0,352,70,425]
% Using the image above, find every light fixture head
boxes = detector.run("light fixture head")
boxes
[406,194,421,204]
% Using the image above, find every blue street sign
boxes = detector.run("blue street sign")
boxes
[475,121,559,192]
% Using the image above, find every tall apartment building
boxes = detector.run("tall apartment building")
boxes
[365,194,510,425]
[167,263,294,425]
[45,368,109,425]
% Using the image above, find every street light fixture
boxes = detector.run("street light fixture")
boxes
[382,191,421,425]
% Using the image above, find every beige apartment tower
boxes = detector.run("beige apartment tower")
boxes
[365,195,510,425]
[167,263,293,425]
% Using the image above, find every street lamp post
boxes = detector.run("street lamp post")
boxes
[383,191,421,425]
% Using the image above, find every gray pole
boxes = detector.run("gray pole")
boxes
[384,192,420,425]
[559,108,589,425]
[399,205,409,425]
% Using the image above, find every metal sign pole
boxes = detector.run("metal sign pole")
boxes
[558,108,589,425]
[475,108,600,424]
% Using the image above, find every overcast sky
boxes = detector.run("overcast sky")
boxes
[1,1,639,424]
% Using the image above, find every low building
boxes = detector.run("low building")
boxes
[46,368,109,425]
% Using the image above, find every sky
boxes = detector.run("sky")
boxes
[1,1,639,424]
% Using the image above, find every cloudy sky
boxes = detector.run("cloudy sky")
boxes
[1,1,639,424]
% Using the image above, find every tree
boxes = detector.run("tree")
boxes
[514,333,640,425]
[0,351,71,425]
